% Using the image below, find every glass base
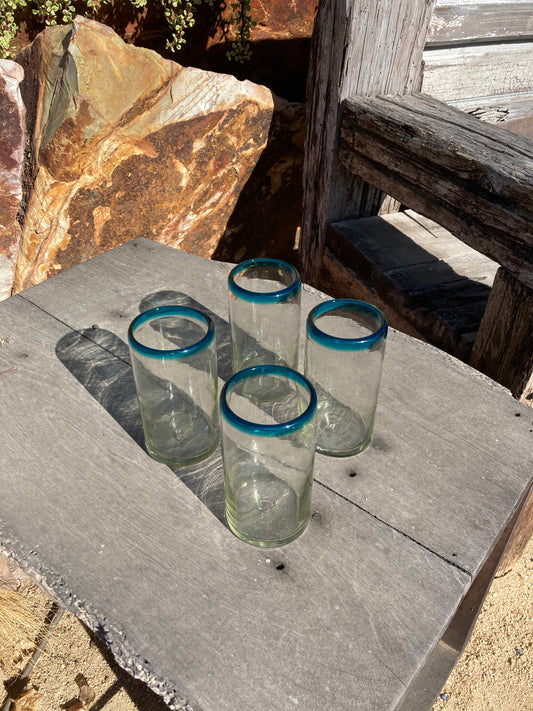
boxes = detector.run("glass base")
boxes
[315,437,372,457]
[146,434,218,468]
[225,470,310,547]
[315,407,372,457]
[226,514,309,548]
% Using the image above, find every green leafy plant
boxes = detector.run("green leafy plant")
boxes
[0,0,255,60]
[226,0,254,63]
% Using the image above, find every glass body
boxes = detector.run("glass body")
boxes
[220,365,317,548]
[305,299,387,457]
[128,305,219,466]
[228,258,301,374]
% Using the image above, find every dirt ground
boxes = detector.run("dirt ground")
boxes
[1,536,532,711]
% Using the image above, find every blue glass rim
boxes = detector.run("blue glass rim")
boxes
[220,365,317,437]
[128,305,214,359]
[306,299,388,351]
[228,258,301,304]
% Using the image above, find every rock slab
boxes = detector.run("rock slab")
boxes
[0,59,25,300]
[14,16,275,291]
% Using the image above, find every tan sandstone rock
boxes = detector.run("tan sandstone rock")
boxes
[13,16,275,291]
[0,59,25,300]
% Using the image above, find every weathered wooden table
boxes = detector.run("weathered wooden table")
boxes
[1,239,531,711]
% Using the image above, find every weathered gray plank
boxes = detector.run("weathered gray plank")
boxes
[428,3,533,45]
[331,211,498,278]
[299,0,435,284]
[470,267,533,401]
[0,293,471,711]
[326,212,497,358]
[450,94,533,139]
[339,93,533,288]
[422,42,533,101]
[19,239,533,577]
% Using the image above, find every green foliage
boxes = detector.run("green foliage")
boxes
[226,0,255,63]
[0,0,254,61]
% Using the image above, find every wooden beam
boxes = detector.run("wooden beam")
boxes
[470,268,533,403]
[427,3,533,46]
[422,42,533,103]
[450,94,533,140]
[339,93,533,288]
[299,0,436,285]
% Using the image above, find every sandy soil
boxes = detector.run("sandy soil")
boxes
[1,535,532,711]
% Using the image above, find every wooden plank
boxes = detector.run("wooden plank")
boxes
[326,213,496,359]
[0,293,473,711]
[427,3,533,46]
[19,239,533,576]
[339,93,533,288]
[470,267,533,401]
[299,0,436,284]
[316,248,430,342]
[497,487,533,573]
[451,94,533,139]
[398,479,532,711]
[334,210,498,274]
[422,42,533,101]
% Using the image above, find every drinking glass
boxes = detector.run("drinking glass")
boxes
[220,365,317,547]
[305,299,387,456]
[228,258,301,375]
[128,305,219,466]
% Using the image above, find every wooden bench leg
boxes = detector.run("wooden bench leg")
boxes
[395,483,532,711]
[470,267,533,404]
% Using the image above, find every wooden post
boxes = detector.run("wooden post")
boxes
[470,268,533,404]
[299,0,436,285]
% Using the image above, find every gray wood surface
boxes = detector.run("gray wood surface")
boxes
[449,94,533,140]
[422,42,533,102]
[428,2,533,45]
[1,239,531,711]
[326,211,497,360]
[470,267,533,400]
[339,93,533,289]
[298,0,435,284]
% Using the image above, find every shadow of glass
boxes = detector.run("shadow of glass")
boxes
[54,291,233,524]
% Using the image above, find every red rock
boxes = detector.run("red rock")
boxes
[13,16,276,291]
[0,60,25,300]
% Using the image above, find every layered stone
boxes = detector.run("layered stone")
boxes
[0,60,25,300]
[13,16,275,291]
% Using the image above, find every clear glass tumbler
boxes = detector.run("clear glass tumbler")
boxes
[128,305,219,466]
[305,299,387,457]
[228,258,301,374]
[220,365,317,547]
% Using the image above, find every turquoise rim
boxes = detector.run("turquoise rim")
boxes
[306,299,387,351]
[228,258,301,304]
[128,305,214,359]
[220,365,316,436]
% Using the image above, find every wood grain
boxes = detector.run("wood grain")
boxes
[18,238,533,574]
[1,239,531,710]
[428,3,533,45]
[423,42,533,101]
[299,0,435,284]
[326,211,497,360]
[339,93,533,288]
[0,288,471,711]
[470,267,533,401]
[449,94,533,140]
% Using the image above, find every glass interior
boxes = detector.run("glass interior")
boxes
[133,313,208,352]
[314,307,381,340]
[226,374,311,427]
[236,264,297,294]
